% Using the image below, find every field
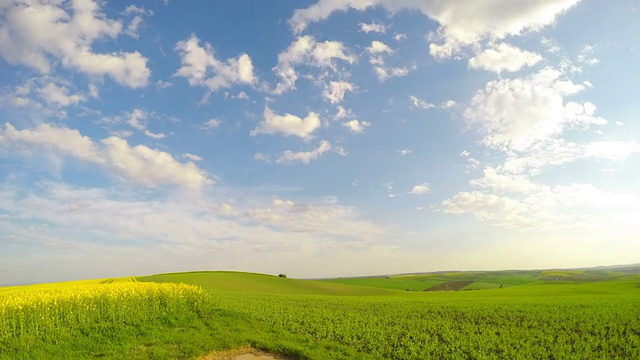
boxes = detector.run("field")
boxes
[1,267,640,359]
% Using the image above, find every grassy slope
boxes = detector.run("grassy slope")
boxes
[3,269,640,359]
[137,271,640,359]
[138,271,398,296]
[317,268,640,292]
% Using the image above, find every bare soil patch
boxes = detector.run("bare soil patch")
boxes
[427,281,474,291]
[198,346,295,360]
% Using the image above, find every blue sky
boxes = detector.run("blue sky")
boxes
[1,0,639,285]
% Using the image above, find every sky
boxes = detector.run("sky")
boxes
[1,0,639,285]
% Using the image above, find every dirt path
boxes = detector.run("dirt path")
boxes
[198,346,295,360]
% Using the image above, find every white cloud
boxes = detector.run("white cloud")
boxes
[410,95,455,110]
[201,118,222,130]
[459,150,480,170]
[125,16,144,39]
[367,40,412,81]
[468,43,542,74]
[464,67,602,152]
[100,137,209,189]
[273,35,356,94]
[174,35,257,91]
[254,153,271,162]
[410,95,435,109]
[127,108,148,131]
[289,0,579,59]
[368,40,394,56]
[122,109,165,139]
[0,123,211,190]
[122,5,153,39]
[576,45,599,66]
[442,191,534,228]
[36,82,86,107]
[88,83,99,98]
[334,106,352,119]
[72,50,151,89]
[0,0,151,88]
[144,130,166,139]
[0,122,102,163]
[398,148,411,156]
[245,197,382,238]
[410,183,430,195]
[359,22,387,33]
[183,153,203,161]
[276,141,332,164]
[235,91,250,101]
[443,177,640,230]
[470,167,539,194]
[156,80,174,90]
[122,5,152,16]
[394,33,407,41]
[342,119,370,133]
[584,141,640,161]
[323,80,355,104]
[251,107,321,140]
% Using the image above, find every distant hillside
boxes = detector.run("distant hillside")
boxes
[318,264,640,292]
[137,271,397,296]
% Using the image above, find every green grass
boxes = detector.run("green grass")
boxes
[315,276,442,291]
[138,271,396,296]
[319,270,540,291]
[2,269,640,359]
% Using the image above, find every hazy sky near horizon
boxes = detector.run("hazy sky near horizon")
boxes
[1,0,639,285]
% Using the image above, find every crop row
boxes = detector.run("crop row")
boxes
[211,293,640,359]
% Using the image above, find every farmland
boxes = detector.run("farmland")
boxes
[1,267,640,359]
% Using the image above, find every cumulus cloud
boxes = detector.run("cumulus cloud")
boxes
[394,33,407,41]
[0,123,210,190]
[254,153,271,162]
[468,43,542,74]
[126,109,148,131]
[276,141,332,164]
[273,35,356,94]
[359,22,387,33]
[122,5,153,39]
[36,82,86,107]
[0,123,102,163]
[443,176,640,230]
[342,119,370,133]
[334,106,353,120]
[121,109,167,139]
[442,191,534,228]
[410,183,430,195]
[174,35,257,91]
[0,0,150,88]
[410,95,435,109]
[251,107,321,140]
[464,67,603,152]
[323,80,355,104]
[10,78,91,117]
[289,0,579,59]
[100,137,208,189]
[367,41,411,81]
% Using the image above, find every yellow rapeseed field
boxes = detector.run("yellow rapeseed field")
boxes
[0,281,208,339]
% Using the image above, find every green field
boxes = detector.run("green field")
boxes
[2,266,640,359]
